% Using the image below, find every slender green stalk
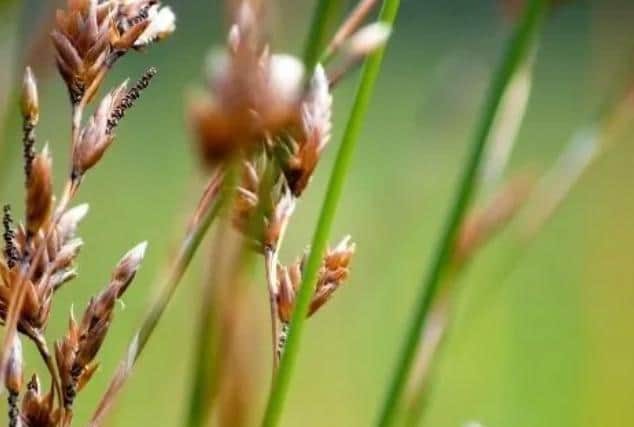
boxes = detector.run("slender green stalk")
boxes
[374,2,548,426]
[302,0,344,73]
[0,0,20,190]
[89,172,226,427]
[261,1,401,426]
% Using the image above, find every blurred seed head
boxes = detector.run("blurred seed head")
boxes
[190,3,307,167]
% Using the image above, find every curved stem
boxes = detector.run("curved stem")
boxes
[260,1,401,426]
[374,2,547,426]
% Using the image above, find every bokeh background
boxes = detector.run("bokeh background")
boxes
[1,0,634,426]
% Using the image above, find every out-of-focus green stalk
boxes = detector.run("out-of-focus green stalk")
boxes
[260,1,401,426]
[302,0,344,73]
[374,1,548,426]
[0,0,20,190]
[89,171,227,427]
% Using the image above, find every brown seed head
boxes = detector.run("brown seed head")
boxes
[52,0,115,104]
[21,67,40,125]
[26,145,54,236]
[52,0,173,104]
[190,4,304,167]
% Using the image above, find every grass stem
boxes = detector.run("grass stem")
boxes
[260,1,401,426]
[374,1,548,426]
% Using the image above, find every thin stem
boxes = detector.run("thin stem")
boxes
[260,1,401,426]
[374,2,547,426]
[89,171,226,427]
[302,0,344,74]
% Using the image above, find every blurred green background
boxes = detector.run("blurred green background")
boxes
[1,0,634,426]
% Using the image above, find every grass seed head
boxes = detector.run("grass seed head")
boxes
[52,0,173,104]
[190,2,306,167]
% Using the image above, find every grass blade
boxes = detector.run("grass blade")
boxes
[374,1,548,426]
[303,0,344,73]
[260,1,402,426]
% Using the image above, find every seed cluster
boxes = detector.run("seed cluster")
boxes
[0,1,174,426]
[187,0,389,383]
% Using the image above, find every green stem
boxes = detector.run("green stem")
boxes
[89,172,226,427]
[302,0,344,73]
[374,1,548,426]
[260,1,401,426]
